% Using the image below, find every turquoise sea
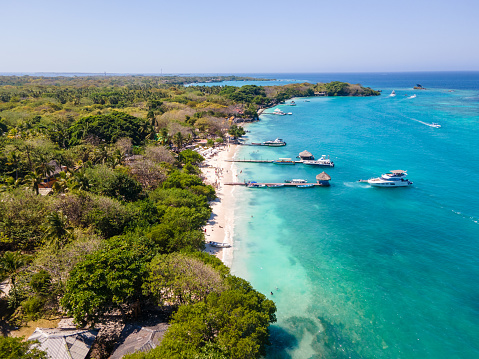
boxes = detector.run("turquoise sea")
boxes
[215,73,479,358]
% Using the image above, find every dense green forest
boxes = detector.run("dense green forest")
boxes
[0,75,379,358]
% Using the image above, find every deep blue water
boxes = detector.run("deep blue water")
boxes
[226,73,479,358]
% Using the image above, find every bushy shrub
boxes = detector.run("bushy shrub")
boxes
[0,190,52,251]
[85,165,143,202]
[21,296,45,320]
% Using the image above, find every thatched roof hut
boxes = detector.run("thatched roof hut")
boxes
[316,172,331,186]
[298,150,314,160]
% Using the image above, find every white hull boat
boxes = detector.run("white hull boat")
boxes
[367,170,413,187]
[302,155,334,167]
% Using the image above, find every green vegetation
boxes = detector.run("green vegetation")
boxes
[0,336,47,358]
[0,75,379,357]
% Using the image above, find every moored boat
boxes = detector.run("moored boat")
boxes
[367,170,413,187]
[285,179,307,183]
[263,138,286,146]
[208,241,231,248]
[274,158,295,165]
[296,184,315,188]
[266,184,285,188]
[247,183,266,188]
[302,155,334,167]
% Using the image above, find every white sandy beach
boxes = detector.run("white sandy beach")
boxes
[200,143,240,266]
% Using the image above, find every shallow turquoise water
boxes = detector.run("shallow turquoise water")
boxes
[230,77,479,358]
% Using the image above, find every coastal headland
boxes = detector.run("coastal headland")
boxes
[0,74,380,358]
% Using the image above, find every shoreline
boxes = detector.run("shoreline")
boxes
[200,143,240,267]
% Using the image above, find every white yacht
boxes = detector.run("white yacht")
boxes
[367,170,413,187]
[429,123,441,128]
[389,90,396,97]
[263,138,286,146]
[302,155,335,167]
[272,108,292,115]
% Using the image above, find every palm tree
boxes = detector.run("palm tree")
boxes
[172,132,184,152]
[69,169,90,191]
[0,176,22,192]
[42,210,74,249]
[158,128,171,147]
[6,151,21,181]
[0,251,29,307]
[52,171,70,194]
[35,155,55,178]
[24,170,43,195]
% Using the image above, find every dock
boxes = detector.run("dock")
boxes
[226,159,302,163]
[224,182,327,187]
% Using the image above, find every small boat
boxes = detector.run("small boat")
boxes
[273,108,287,115]
[389,90,396,97]
[285,179,307,183]
[208,241,231,248]
[296,184,315,188]
[302,155,334,167]
[289,101,296,106]
[267,184,284,188]
[263,138,286,147]
[367,170,413,187]
[408,94,417,99]
[304,100,310,102]
[274,158,295,165]
[247,183,266,188]
[429,123,441,128]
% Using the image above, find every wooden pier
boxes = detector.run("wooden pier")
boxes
[224,182,327,187]
[225,159,302,163]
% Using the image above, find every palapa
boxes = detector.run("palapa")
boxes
[316,172,331,181]
[299,150,313,158]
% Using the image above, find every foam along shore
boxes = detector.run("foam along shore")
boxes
[198,143,239,267]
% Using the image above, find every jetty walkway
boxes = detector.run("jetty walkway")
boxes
[225,159,303,164]
[224,182,327,187]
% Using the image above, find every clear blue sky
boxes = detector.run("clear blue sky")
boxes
[2,0,478,73]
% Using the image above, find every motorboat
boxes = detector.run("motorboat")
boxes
[247,183,266,188]
[272,108,293,115]
[208,241,231,248]
[367,170,413,187]
[429,123,441,128]
[285,179,307,183]
[408,94,417,99]
[263,138,286,146]
[289,101,296,106]
[297,184,315,188]
[272,108,287,115]
[266,184,284,188]
[389,90,396,97]
[302,155,334,167]
[274,158,296,165]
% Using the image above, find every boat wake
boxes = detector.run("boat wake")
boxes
[410,118,441,128]
[452,210,479,225]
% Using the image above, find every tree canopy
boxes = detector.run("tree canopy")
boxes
[68,112,149,146]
